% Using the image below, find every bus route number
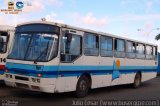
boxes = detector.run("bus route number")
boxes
[0,58,6,63]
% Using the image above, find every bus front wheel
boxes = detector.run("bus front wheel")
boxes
[133,73,141,88]
[76,75,90,98]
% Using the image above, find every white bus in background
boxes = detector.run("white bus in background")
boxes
[4,21,158,97]
[0,25,15,80]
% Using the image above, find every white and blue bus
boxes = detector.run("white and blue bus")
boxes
[0,25,15,80]
[4,21,158,97]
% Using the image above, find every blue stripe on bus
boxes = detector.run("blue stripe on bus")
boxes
[6,68,157,78]
[158,66,160,73]
[5,65,157,78]
[0,69,4,74]
[6,62,157,71]
[6,62,157,78]
[6,63,44,71]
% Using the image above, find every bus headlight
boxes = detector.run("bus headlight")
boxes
[32,78,40,83]
[32,78,36,82]
[5,74,12,78]
[37,79,40,83]
[5,74,9,78]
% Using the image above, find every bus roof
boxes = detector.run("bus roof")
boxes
[17,21,157,46]
[0,25,15,32]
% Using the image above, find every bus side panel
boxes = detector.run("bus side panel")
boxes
[141,72,157,82]
[55,76,78,93]
[92,56,113,88]
[119,58,157,84]
[91,75,112,89]
[119,73,136,85]
[55,55,84,92]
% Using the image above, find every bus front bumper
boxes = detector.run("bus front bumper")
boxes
[0,74,4,80]
[4,74,56,93]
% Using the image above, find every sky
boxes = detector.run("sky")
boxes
[0,0,160,51]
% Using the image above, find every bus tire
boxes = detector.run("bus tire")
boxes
[133,73,141,88]
[76,75,90,98]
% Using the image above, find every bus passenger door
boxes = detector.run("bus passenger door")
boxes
[55,28,84,92]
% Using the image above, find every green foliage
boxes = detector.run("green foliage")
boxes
[155,34,160,40]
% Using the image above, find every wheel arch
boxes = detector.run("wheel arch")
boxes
[137,71,142,78]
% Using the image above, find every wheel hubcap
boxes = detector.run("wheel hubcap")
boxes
[80,80,87,91]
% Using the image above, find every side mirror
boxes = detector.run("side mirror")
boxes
[65,32,72,42]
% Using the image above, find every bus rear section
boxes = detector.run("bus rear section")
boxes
[0,25,15,80]
[4,21,158,98]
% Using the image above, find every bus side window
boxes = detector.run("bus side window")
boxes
[153,46,157,60]
[114,39,125,58]
[126,41,136,58]
[100,36,113,57]
[84,33,99,56]
[136,43,145,59]
[146,45,153,60]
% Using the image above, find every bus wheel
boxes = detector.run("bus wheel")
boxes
[133,73,141,88]
[76,75,90,98]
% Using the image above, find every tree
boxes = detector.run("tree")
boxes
[155,33,160,40]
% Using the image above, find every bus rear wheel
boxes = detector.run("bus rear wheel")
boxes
[76,75,90,98]
[133,73,141,88]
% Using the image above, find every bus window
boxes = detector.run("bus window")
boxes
[126,41,136,58]
[100,36,113,57]
[114,39,125,58]
[146,45,153,60]
[136,43,145,59]
[84,33,99,56]
[60,31,82,62]
[0,32,8,53]
[153,46,157,60]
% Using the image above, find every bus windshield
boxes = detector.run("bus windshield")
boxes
[8,33,59,62]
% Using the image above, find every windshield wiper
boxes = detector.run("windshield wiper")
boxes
[24,35,34,60]
[34,41,50,64]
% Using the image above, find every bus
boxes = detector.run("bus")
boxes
[4,21,158,97]
[0,25,15,80]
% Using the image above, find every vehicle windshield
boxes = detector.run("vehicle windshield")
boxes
[0,31,7,53]
[8,33,59,62]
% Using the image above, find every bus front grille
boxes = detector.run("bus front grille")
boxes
[15,76,29,81]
